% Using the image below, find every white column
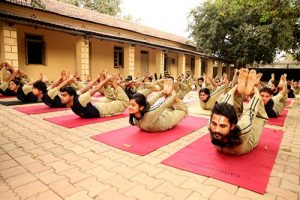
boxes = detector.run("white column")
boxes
[76,37,89,80]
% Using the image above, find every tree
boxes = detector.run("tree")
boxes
[59,0,121,16]
[188,0,300,66]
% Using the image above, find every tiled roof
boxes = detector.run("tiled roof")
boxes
[7,0,194,46]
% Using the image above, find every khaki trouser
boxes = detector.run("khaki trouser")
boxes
[98,85,115,103]
[0,82,8,91]
[137,91,188,132]
[176,82,191,99]
[218,87,268,155]
[94,86,129,116]
[272,84,287,115]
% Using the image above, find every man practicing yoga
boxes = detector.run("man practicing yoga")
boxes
[209,69,268,155]
[59,73,128,118]
[31,72,76,108]
[0,62,18,96]
[128,79,188,132]
[260,74,287,118]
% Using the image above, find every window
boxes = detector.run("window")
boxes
[25,34,45,65]
[114,46,123,68]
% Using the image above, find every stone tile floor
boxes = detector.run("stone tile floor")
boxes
[0,93,299,200]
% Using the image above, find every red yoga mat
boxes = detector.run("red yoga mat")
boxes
[162,128,283,194]
[267,109,288,126]
[44,112,128,128]
[14,105,69,115]
[0,95,16,99]
[91,116,208,156]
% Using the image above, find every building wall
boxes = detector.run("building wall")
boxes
[16,24,78,81]
[90,39,115,78]
[1,2,195,53]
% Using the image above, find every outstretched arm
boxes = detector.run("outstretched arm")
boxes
[88,75,112,96]
[56,74,74,91]
[79,75,100,94]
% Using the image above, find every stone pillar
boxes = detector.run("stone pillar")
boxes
[207,59,214,76]
[0,24,19,81]
[194,56,202,77]
[124,44,135,77]
[155,49,164,76]
[178,53,186,75]
[225,63,232,79]
[76,37,89,80]
[1,25,17,74]
[217,61,223,78]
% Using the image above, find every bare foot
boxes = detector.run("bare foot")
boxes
[3,62,15,73]
[237,68,248,95]
[278,74,286,89]
[244,69,256,96]
[255,73,262,85]
[163,79,173,96]
[40,72,48,82]
[99,71,106,81]
[61,70,67,81]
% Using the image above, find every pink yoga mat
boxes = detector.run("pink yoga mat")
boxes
[44,112,128,128]
[14,105,69,115]
[91,116,208,156]
[267,109,288,126]
[162,128,283,194]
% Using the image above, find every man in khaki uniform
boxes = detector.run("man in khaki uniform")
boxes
[260,74,287,118]
[60,73,128,118]
[209,69,268,155]
[128,79,188,132]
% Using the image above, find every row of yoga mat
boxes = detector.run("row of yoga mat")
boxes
[13,104,289,127]
[9,103,285,194]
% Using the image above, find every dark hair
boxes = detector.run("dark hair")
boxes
[129,93,150,125]
[59,86,77,97]
[210,102,242,148]
[260,87,273,95]
[154,73,158,80]
[10,79,21,86]
[33,80,47,94]
[199,88,210,96]
[125,75,133,81]
[199,88,210,102]
[198,77,204,81]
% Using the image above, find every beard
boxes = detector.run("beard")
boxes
[209,127,242,148]
[208,126,230,147]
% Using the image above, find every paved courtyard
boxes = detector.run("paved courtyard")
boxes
[0,93,299,200]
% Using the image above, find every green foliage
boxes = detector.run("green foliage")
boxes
[189,0,300,66]
[59,0,121,16]
[31,0,46,9]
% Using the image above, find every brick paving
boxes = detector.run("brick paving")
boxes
[0,93,299,200]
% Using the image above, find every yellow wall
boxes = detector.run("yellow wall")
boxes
[1,3,195,54]
[16,24,78,81]
[89,39,126,78]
